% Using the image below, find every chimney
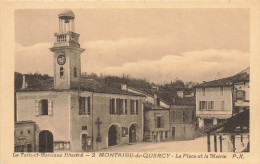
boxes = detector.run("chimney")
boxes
[153,94,160,106]
[21,75,28,89]
[172,98,175,104]
[121,84,127,91]
[177,91,184,98]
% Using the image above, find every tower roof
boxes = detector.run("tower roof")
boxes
[58,10,75,19]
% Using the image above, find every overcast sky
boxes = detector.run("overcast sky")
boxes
[15,9,249,83]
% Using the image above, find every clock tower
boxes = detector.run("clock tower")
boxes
[50,10,85,90]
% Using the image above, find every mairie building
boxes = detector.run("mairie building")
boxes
[15,10,144,152]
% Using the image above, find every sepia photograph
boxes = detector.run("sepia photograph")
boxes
[1,1,260,164]
[14,8,250,153]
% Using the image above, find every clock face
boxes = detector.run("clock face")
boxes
[57,55,66,65]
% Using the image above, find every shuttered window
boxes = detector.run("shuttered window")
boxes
[87,97,91,115]
[155,116,164,128]
[136,100,138,115]
[110,98,116,114]
[125,99,127,114]
[35,99,53,116]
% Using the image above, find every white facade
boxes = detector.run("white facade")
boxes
[196,86,233,128]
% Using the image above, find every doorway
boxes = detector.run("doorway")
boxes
[108,125,117,146]
[172,127,175,140]
[39,130,53,152]
[129,124,137,143]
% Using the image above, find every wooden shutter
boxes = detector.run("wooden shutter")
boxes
[116,99,119,114]
[110,98,112,114]
[122,99,125,114]
[87,97,91,115]
[161,117,164,128]
[136,100,138,115]
[119,99,123,115]
[48,99,53,116]
[125,99,127,114]
[35,100,40,116]
[154,117,158,128]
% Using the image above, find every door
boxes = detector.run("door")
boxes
[172,127,175,140]
[129,124,136,143]
[108,125,117,146]
[39,130,53,152]
[81,134,87,151]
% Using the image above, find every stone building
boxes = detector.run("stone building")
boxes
[195,68,250,129]
[121,84,196,142]
[14,121,36,152]
[170,97,196,140]
[16,10,144,152]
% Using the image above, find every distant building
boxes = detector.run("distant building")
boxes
[121,84,196,142]
[195,68,250,129]
[14,121,36,152]
[170,97,196,141]
[16,10,144,152]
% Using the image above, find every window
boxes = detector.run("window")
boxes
[28,130,31,134]
[82,126,87,130]
[171,111,175,122]
[74,67,77,77]
[110,99,128,115]
[35,99,53,116]
[155,116,164,128]
[122,127,128,137]
[199,101,207,110]
[236,90,245,100]
[125,99,127,114]
[79,97,91,115]
[20,131,23,135]
[182,111,186,122]
[136,100,139,114]
[41,99,48,115]
[220,86,224,96]
[118,99,123,115]
[165,131,168,139]
[192,111,195,122]
[221,101,225,110]
[207,101,214,110]
[130,100,135,114]
[110,98,116,114]
[79,97,86,115]
[60,67,64,78]
[157,117,162,128]
[202,87,205,96]
[87,97,90,115]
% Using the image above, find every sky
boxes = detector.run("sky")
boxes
[15,9,249,84]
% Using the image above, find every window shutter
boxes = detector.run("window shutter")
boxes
[154,117,158,128]
[87,97,91,115]
[35,100,40,116]
[133,100,136,114]
[48,99,53,116]
[161,117,164,128]
[125,99,127,114]
[116,99,119,114]
[110,99,112,114]
[122,99,125,114]
[136,100,138,114]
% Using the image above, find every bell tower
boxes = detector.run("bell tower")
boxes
[50,10,85,90]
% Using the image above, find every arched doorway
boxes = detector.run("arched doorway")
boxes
[129,124,137,143]
[39,130,53,152]
[108,125,117,146]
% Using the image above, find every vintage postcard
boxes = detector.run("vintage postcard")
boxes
[0,1,260,164]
